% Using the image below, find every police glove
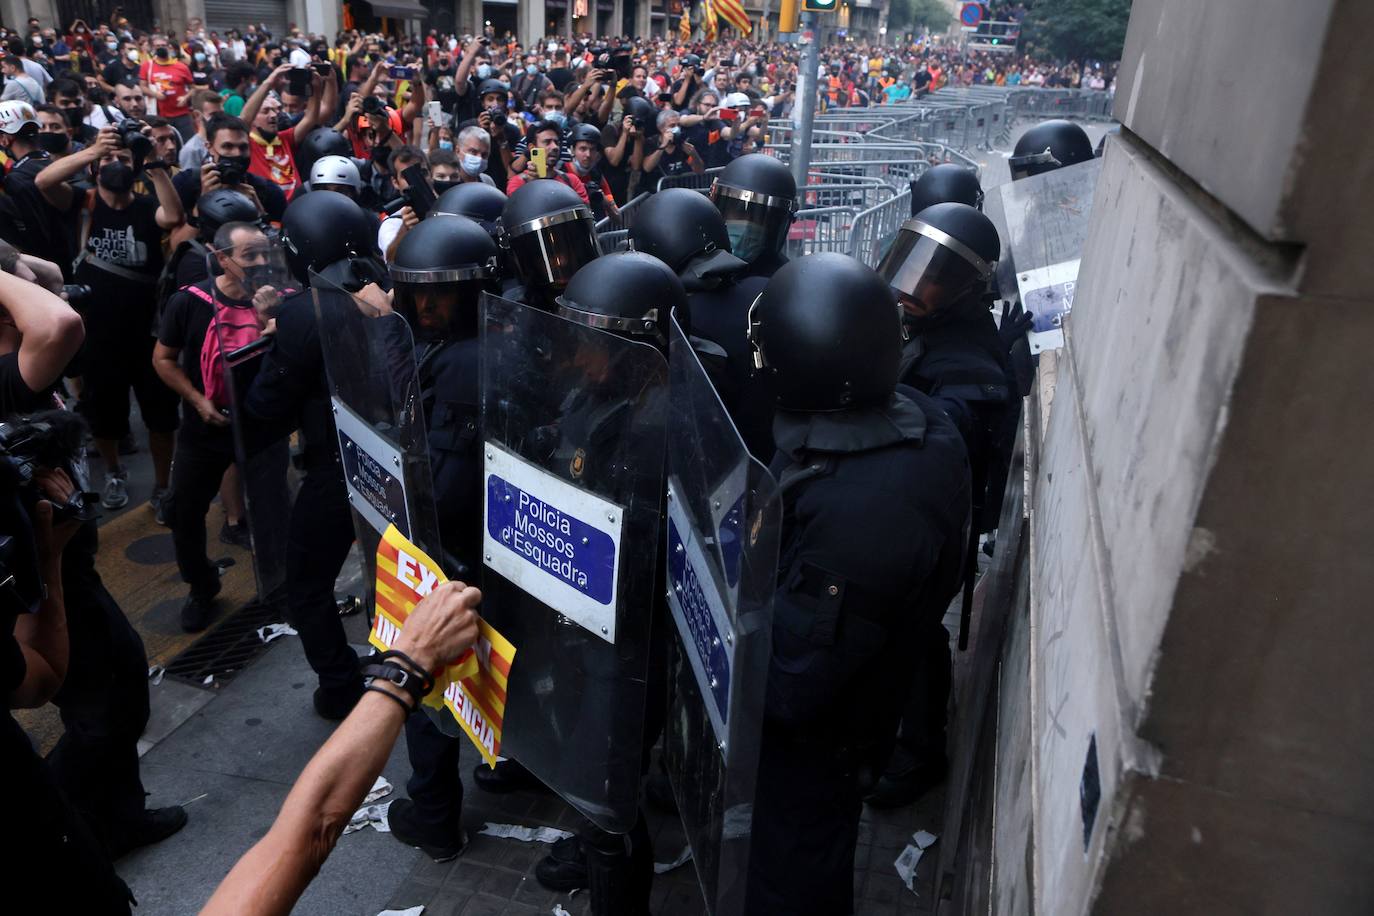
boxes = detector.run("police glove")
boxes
[998,301,1034,352]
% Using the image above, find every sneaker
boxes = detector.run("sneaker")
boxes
[219,521,252,549]
[535,835,589,892]
[387,798,468,862]
[181,589,219,633]
[108,805,189,859]
[101,470,130,509]
[150,487,171,526]
[313,682,364,721]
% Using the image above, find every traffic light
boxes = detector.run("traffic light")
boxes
[779,0,799,31]
[802,0,837,12]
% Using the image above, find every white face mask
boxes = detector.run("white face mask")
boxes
[461,152,486,176]
[126,49,139,61]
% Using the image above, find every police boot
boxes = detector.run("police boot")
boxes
[863,750,948,810]
[584,816,653,916]
[472,758,546,794]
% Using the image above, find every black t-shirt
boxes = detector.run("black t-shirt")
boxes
[0,152,82,279]
[102,58,138,87]
[598,120,633,205]
[0,352,52,418]
[172,168,288,223]
[157,278,238,439]
[683,118,730,169]
[547,66,575,91]
[651,136,692,180]
[914,69,932,91]
[80,193,164,278]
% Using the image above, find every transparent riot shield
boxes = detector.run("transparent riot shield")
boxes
[208,236,295,606]
[313,270,462,737]
[479,292,669,834]
[663,314,781,915]
[987,157,1102,353]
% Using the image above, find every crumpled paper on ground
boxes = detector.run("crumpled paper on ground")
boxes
[375,907,423,916]
[478,822,573,844]
[344,778,396,835]
[654,846,692,875]
[147,665,165,686]
[257,622,299,643]
[552,906,572,915]
[894,830,939,893]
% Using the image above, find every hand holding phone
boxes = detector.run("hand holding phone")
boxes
[530,146,548,178]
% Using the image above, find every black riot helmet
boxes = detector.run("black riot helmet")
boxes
[747,253,902,412]
[295,127,354,177]
[570,123,603,149]
[196,188,259,241]
[556,251,686,349]
[877,202,1000,319]
[476,78,509,105]
[281,189,385,287]
[500,179,600,292]
[432,181,507,226]
[391,216,500,341]
[624,95,657,132]
[630,188,732,274]
[909,163,984,216]
[710,153,797,265]
[1009,119,1095,181]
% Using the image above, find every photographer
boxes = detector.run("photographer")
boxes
[470,79,518,187]
[240,62,330,198]
[0,101,83,279]
[642,108,703,183]
[37,123,185,511]
[173,114,288,226]
[376,145,433,261]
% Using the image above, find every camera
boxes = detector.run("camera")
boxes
[62,283,91,304]
[487,105,507,127]
[114,118,153,165]
[0,410,99,526]
[362,95,387,116]
[214,157,246,186]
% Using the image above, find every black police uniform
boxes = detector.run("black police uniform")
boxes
[747,389,970,914]
[242,288,361,699]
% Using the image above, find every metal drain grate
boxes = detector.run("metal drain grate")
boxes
[164,599,283,686]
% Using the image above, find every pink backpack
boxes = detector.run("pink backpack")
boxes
[185,285,262,409]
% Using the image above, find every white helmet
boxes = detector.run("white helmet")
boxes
[309,155,363,192]
[722,92,751,110]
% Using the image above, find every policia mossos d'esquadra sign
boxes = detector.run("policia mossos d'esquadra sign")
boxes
[664,313,781,916]
[478,291,669,834]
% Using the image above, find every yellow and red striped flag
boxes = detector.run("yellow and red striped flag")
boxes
[703,0,718,42]
[680,5,691,40]
[371,524,518,767]
[715,0,752,35]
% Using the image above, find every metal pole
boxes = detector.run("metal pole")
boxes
[789,10,820,190]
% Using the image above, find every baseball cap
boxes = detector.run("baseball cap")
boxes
[0,100,39,135]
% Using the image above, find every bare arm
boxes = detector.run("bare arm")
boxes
[400,77,426,130]
[148,163,185,230]
[359,61,386,103]
[35,129,112,209]
[8,495,72,709]
[453,37,481,92]
[0,269,84,393]
[334,92,362,133]
[596,84,615,125]
[201,582,481,916]
[292,72,325,139]
[153,341,229,427]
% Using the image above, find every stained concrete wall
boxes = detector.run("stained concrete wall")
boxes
[1003,0,1374,912]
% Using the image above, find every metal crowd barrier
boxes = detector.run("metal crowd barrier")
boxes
[656,167,725,193]
[847,189,912,267]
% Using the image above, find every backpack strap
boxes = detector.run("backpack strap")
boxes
[183,283,216,304]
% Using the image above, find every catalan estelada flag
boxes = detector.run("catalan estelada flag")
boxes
[714,0,751,35]
[704,0,718,41]
[680,5,692,40]
[371,524,517,767]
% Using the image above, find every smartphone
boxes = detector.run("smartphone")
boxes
[312,61,332,76]
[750,107,767,118]
[530,146,548,178]
[389,65,415,80]
[401,163,437,218]
[718,107,738,121]
[425,100,443,127]
[286,67,312,98]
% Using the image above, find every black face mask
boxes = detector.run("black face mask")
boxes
[98,160,134,192]
[432,178,458,194]
[36,132,68,154]
[155,47,170,60]
[61,107,83,129]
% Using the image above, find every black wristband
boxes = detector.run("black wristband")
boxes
[379,649,436,694]
[364,683,415,716]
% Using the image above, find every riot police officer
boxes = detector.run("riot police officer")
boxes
[243,190,388,719]
[709,152,797,279]
[865,201,1011,808]
[295,126,354,178]
[1009,118,1095,181]
[630,187,774,461]
[909,162,984,216]
[382,216,502,859]
[528,250,685,914]
[744,253,970,914]
[433,180,507,229]
[500,179,600,310]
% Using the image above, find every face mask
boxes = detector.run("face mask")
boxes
[477,64,492,79]
[438,139,453,150]
[194,52,206,64]
[62,107,83,129]
[461,153,486,176]
[126,49,139,61]
[36,132,68,154]
[432,178,457,193]
[571,158,592,176]
[525,64,537,75]
[726,221,767,263]
[545,110,565,127]
[98,160,134,192]
[106,41,118,52]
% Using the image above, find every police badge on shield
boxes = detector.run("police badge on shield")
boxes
[1017,257,1080,354]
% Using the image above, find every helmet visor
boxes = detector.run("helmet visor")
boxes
[393,280,486,340]
[714,192,792,264]
[1008,147,1062,181]
[507,213,600,289]
[877,228,984,317]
